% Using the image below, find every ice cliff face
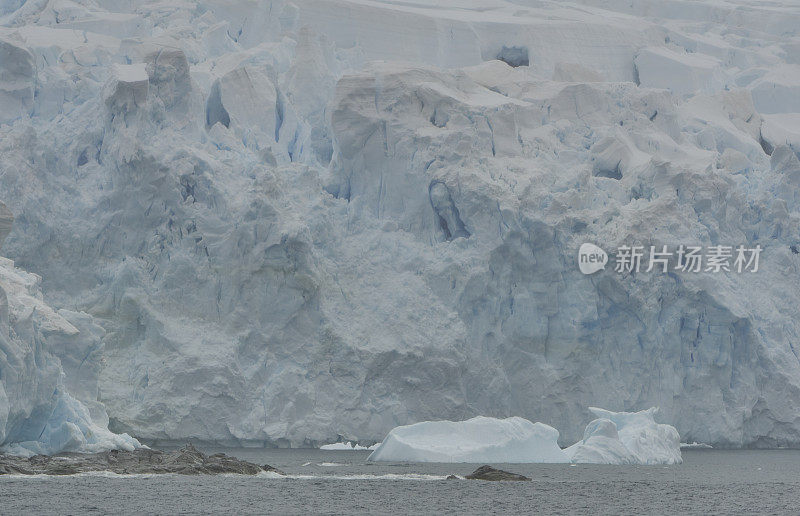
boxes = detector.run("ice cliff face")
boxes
[0,202,139,455]
[1,0,800,448]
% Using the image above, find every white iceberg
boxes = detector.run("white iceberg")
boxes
[565,408,682,465]
[369,407,681,465]
[367,416,569,463]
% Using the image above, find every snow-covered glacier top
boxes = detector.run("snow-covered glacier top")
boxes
[1,0,800,452]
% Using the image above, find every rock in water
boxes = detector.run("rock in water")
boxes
[465,465,530,481]
[0,444,283,476]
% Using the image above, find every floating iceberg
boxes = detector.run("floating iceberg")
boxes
[565,408,682,465]
[369,408,681,464]
[367,416,569,463]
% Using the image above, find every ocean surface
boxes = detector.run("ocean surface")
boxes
[1,448,798,515]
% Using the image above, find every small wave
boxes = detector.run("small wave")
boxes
[255,471,285,479]
[0,471,164,480]
[3,471,451,481]
[274,473,450,481]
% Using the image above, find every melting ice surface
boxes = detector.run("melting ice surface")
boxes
[369,408,682,465]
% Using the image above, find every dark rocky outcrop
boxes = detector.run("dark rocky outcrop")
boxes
[464,465,531,481]
[0,444,284,476]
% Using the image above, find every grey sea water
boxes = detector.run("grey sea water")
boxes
[1,448,798,515]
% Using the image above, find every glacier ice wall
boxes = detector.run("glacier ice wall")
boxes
[0,0,799,447]
[0,203,140,455]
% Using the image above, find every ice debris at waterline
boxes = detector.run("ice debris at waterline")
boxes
[681,442,713,449]
[320,442,380,450]
[368,408,682,465]
[0,444,283,476]
[0,202,140,457]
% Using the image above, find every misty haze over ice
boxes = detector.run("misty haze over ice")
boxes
[1,0,800,454]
